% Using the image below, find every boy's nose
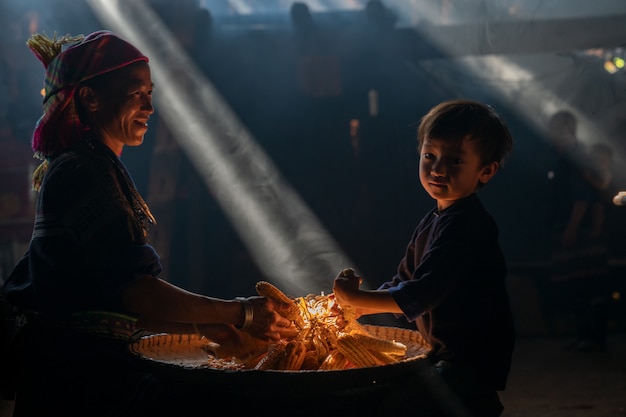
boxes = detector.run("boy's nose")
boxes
[431,161,447,176]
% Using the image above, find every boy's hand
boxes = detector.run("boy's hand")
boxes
[333,268,362,307]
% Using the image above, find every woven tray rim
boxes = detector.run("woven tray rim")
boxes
[129,324,431,374]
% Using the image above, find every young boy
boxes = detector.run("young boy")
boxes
[333,99,515,417]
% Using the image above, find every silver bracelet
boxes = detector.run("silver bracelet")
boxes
[235,297,254,330]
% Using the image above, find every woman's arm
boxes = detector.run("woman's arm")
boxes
[121,275,296,341]
[136,318,270,358]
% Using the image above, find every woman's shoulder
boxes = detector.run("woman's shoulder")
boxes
[43,152,90,187]
[40,147,118,209]
[46,144,112,185]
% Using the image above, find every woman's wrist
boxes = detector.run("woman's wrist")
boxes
[235,297,254,330]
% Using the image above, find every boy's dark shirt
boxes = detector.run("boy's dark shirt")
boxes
[380,193,515,391]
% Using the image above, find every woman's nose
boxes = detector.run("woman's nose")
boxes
[142,95,154,114]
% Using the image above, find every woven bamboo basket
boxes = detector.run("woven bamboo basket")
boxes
[129,324,431,390]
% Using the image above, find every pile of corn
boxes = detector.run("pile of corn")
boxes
[239,280,411,371]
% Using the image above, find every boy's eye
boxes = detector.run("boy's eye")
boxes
[452,158,463,165]
[423,153,435,160]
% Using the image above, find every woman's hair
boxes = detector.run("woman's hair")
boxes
[417,99,514,167]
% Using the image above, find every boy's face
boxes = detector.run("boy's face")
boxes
[419,136,498,211]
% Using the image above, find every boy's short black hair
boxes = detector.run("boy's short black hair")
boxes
[417,99,514,167]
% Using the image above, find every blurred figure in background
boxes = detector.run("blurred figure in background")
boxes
[546,110,615,352]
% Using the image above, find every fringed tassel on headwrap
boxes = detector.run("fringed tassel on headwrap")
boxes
[32,157,49,192]
[26,32,84,69]
[27,32,83,192]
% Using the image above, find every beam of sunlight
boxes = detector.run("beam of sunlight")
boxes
[88,0,355,295]
[226,0,253,15]
[408,53,626,190]
[399,1,625,158]
[410,55,616,149]
[217,0,363,15]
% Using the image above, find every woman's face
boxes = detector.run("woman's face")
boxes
[91,61,154,155]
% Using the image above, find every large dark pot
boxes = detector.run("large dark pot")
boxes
[130,324,436,416]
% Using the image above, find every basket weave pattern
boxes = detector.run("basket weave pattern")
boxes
[130,324,431,371]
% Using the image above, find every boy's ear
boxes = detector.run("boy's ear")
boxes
[479,162,499,183]
[78,86,99,112]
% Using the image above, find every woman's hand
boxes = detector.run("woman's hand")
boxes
[245,296,299,341]
[198,323,269,360]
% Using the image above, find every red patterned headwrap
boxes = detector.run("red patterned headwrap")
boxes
[28,30,149,159]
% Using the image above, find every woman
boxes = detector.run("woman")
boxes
[2,31,295,416]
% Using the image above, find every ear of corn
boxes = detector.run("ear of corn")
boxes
[242,351,269,369]
[336,334,386,368]
[255,281,294,304]
[337,304,369,335]
[300,350,321,370]
[319,350,350,371]
[254,340,287,370]
[255,281,303,324]
[349,333,407,357]
[311,333,330,359]
[199,283,430,372]
[279,340,307,371]
[369,349,399,365]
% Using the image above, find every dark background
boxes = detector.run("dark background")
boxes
[1,0,625,333]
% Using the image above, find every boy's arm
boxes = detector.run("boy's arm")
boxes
[333,273,403,315]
